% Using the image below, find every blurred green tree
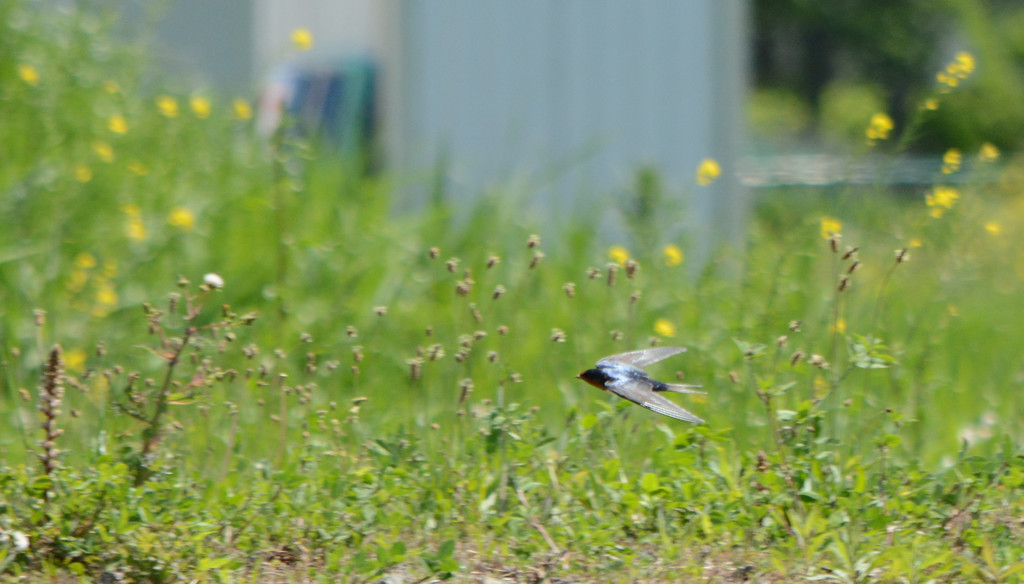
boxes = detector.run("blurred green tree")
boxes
[753,0,1024,153]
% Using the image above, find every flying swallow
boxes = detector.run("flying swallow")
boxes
[577,346,705,423]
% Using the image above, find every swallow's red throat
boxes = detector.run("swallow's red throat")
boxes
[577,368,609,390]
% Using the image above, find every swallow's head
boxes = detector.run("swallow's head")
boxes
[577,368,609,390]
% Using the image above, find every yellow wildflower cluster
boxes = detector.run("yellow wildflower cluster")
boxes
[696,158,721,186]
[866,113,894,145]
[127,161,149,176]
[654,318,677,338]
[68,252,120,318]
[978,143,999,163]
[663,244,684,267]
[94,281,119,317]
[820,217,842,239]
[937,52,974,89]
[168,206,196,232]
[74,164,92,183]
[64,348,88,373]
[292,28,314,51]
[190,96,212,119]
[108,114,129,135]
[925,186,959,218]
[18,63,40,86]
[608,245,629,266]
[233,98,253,120]
[830,317,847,334]
[941,148,961,174]
[122,203,147,240]
[156,95,179,118]
[92,141,114,163]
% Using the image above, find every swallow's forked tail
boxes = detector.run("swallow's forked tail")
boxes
[660,383,705,394]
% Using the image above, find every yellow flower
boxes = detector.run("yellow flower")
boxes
[108,114,128,135]
[866,113,894,144]
[608,245,629,266]
[156,95,179,118]
[127,161,149,176]
[232,98,253,120]
[830,317,847,334]
[925,186,959,211]
[941,148,961,174]
[69,269,88,293]
[663,244,684,267]
[909,238,923,248]
[291,28,314,51]
[923,98,939,111]
[978,143,999,162]
[92,141,114,163]
[820,217,842,239]
[64,348,88,373]
[653,318,677,338]
[947,304,959,318]
[74,164,93,183]
[696,158,721,186]
[938,52,975,89]
[123,204,147,240]
[814,375,829,398]
[18,63,39,86]
[95,281,119,308]
[952,52,975,78]
[74,252,98,269]
[985,222,1001,236]
[92,278,119,315]
[190,96,211,119]
[936,72,958,89]
[126,218,146,241]
[929,207,945,219]
[168,206,195,231]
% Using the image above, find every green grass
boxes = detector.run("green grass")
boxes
[2,2,1024,582]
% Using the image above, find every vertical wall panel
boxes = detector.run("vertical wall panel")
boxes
[384,0,748,260]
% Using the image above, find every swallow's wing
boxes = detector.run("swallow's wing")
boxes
[605,378,705,424]
[597,346,687,369]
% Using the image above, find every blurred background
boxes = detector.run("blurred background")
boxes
[136,0,1024,260]
[3,0,1021,470]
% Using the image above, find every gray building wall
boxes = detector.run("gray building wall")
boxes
[383,0,749,259]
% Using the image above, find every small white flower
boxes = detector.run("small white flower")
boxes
[203,273,225,289]
[12,531,29,552]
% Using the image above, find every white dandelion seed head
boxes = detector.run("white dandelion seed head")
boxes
[203,273,224,289]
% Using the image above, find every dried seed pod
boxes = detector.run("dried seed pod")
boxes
[530,251,544,269]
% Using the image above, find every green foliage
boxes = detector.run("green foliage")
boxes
[2,0,1024,581]
[819,81,889,149]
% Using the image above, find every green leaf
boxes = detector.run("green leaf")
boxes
[27,475,52,496]
[438,539,455,559]
[640,473,660,493]
[197,557,232,572]
[874,434,902,449]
